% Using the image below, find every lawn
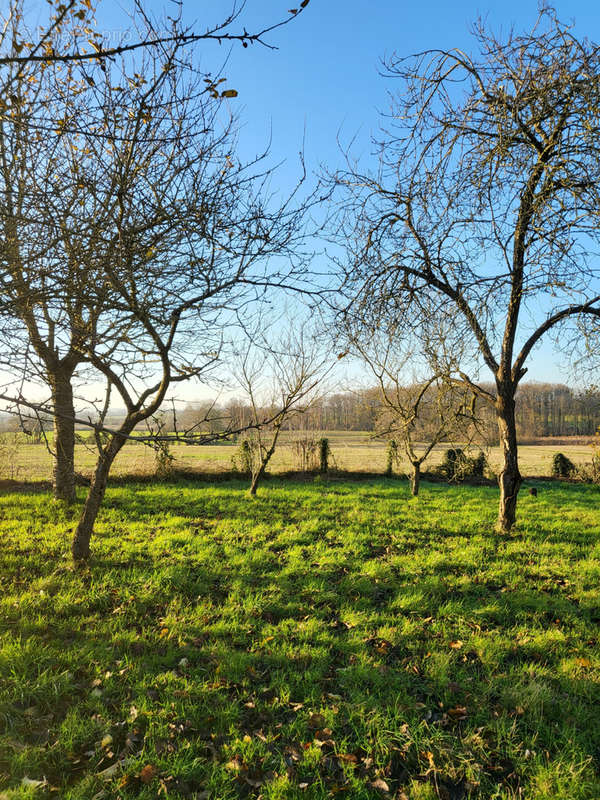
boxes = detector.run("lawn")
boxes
[1,478,599,799]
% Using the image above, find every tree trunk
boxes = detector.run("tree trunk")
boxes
[71,435,125,561]
[410,461,420,496]
[50,371,76,503]
[249,447,275,496]
[496,390,522,533]
[249,464,265,496]
[249,429,280,497]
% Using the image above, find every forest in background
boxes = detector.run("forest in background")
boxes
[3,382,597,447]
[174,382,600,442]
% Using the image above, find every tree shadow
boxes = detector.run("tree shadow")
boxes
[2,478,600,798]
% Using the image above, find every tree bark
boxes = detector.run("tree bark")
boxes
[249,427,281,496]
[410,461,421,496]
[50,370,76,503]
[496,390,522,532]
[249,464,265,496]
[71,435,125,561]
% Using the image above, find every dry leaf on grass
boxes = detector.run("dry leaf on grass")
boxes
[308,712,326,729]
[575,657,592,667]
[370,777,390,792]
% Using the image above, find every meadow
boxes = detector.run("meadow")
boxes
[0,432,595,483]
[1,476,599,799]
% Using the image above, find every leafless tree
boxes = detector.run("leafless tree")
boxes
[233,319,328,495]
[0,0,314,502]
[0,25,317,558]
[332,7,600,531]
[342,318,480,495]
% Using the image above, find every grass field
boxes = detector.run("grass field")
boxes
[0,431,596,482]
[1,478,600,798]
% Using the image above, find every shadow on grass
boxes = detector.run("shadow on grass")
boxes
[2,478,600,798]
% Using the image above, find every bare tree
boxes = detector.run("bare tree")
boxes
[0,50,97,501]
[343,319,479,495]
[0,0,314,502]
[0,26,317,558]
[332,7,600,531]
[377,379,478,496]
[233,320,328,495]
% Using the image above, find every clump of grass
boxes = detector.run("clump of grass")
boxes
[385,439,398,477]
[552,451,576,478]
[318,437,330,474]
[0,479,599,798]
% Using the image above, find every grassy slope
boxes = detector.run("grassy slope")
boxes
[0,479,599,799]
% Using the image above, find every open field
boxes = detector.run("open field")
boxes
[0,432,596,482]
[1,478,600,798]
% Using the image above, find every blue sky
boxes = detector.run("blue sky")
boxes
[39,0,600,387]
[192,0,599,385]
[178,1,600,175]
[84,1,600,187]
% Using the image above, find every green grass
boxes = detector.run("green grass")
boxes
[1,478,599,799]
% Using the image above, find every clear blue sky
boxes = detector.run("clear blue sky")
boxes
[174,1,600,174]
[87,1,600,183]
[80,1,600,384]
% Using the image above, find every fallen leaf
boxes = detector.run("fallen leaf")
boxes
[576,657,592,667]
[370,777,390,792]
[97,758,131,780]
[117,774,134,790]
[449,640,463,649]
[139,764,158,784]
[448,706,468,719]
[21,777,47,789]
[243,771,266,788]
[308,712,326,729]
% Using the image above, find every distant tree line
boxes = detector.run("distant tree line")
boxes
[3,380,596,444]
[176,382,599,441]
